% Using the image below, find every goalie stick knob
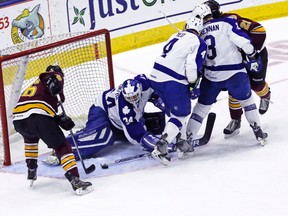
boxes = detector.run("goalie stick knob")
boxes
[101,163,109,169]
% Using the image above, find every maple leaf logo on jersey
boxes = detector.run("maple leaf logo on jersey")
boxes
[122,106,131,115]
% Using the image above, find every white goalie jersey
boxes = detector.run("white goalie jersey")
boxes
[94,74,154,145]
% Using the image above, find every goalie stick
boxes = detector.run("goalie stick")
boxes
[100,112,216,169]
[100,153,151,169]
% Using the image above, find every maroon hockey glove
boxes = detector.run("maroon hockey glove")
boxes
[55,113,75,130]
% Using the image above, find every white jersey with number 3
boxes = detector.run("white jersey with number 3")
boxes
[200,17,254,82]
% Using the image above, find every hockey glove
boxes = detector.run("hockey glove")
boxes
[55,113,75,131]
[149,97,170,116]
[246,51,262,73]
[190,87,200,100]
[140,132,159,152]
[189,79,200,100]
[141,132,176,153]
[43,74,63,96]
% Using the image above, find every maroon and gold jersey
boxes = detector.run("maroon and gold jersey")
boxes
[13,71,65,121]
[222,13,266,51]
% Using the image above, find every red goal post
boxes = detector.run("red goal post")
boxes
[0,29,114,166]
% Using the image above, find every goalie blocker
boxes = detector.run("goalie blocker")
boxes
[65,112,166,161]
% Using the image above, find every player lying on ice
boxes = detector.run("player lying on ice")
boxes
[44,74,176,165]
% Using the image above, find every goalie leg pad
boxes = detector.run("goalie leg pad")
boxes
[66,122,115,160]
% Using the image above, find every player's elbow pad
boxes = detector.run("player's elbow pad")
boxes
[241,43,255,56]
[185,67,198,84]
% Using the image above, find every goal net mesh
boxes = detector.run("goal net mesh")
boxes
[0,29,114,165]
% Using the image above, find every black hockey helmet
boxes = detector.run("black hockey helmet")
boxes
[203,0,221,18]
[46,65,64,76]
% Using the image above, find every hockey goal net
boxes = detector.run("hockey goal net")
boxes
[0,29,114,166]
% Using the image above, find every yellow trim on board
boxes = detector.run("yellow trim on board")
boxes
[229,1,288,21]
[111,1,288,55]
[2,1,288,86]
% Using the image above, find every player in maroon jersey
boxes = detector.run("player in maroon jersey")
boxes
[12,65,93,194]
[204,0,271,138]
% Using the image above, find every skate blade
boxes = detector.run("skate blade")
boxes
[75,185,94,195]
[151,151,170,166]
[29,180,35,187]
[224,129,240,139]
[258,138,267,146]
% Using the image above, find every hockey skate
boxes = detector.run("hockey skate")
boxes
[250,122,268,146]
[151,134,171,166]
[259,91,271,115]
[223,119,241,139]
[27,168,37,187]
[175,133,194,159]
[65,172,93,195]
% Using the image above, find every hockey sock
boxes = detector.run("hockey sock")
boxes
[228,95,243,120]
[253,82,270,98]
[55,141,79,177]
[25,142,38,161]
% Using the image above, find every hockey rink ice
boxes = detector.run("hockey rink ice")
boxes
[1,16,288,216]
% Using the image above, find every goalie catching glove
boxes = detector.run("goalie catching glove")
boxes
[55,113,75,130]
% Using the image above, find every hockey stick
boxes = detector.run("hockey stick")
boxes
[100,152,151,169]
[100,112,216,169]
[57,95,96,174]
[192,112,216,147]
[159,10,181,32]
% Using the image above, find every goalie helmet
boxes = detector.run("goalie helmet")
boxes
[46,65,64,76]
[190,4,212,21]
[203,0,221,18]
[122,79,142,104]
[184,16,203,35]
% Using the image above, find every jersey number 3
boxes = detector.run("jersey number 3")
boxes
[204,35,217,60]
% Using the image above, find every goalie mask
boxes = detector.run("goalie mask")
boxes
[122,79,142,104]
[46,65,64,76]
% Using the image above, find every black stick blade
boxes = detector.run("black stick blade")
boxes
[85,164,96,174]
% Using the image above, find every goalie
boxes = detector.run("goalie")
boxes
[44,74,171,165]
